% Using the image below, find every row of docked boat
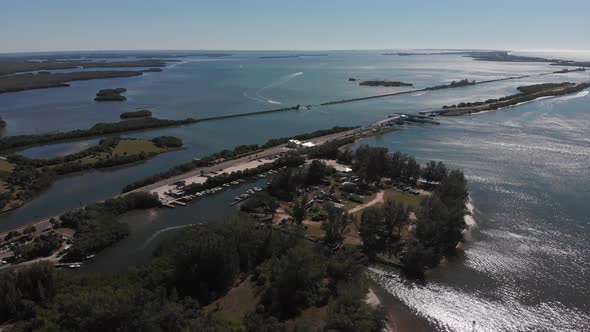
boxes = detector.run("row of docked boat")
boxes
[233,186,262,203]
[162,166,287,208]
[161,179,249,207]
[256,169,279,178]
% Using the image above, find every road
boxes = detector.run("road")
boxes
[129,126,368,195]
[0,124,373,240]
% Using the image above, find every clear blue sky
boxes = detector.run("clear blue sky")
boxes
[1,0,589,53]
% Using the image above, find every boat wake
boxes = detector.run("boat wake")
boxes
[555,90,589,102]
[142,224,195,248]
[244,71,303,104]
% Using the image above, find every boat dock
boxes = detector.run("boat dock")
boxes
[55,262,83,268]
[396,113,440,125]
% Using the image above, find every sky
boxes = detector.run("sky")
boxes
[1,0,589,53]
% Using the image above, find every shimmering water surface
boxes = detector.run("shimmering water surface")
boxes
[0,51,589,331]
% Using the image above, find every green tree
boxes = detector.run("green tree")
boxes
[359,207,386,260]
[402,156,421,185]
[4,231,20,241]
[433,161,448,183]
[23,225,36,234]
[244,310,286,332]
[325,282,386,332]
[387,151,406,180]
[172,225,241,304]
[264,245,328,319]
[354,145,389,183]
[267,196,279,219]
[382,200,408,255]
[322,205,350,247]
[422,160,437,184]
[0,262,55,324]
[291,196,307,225]
[306,160,329,185]
[400,241,435,280]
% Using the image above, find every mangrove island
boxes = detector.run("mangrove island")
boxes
[359,80,413,87]
[94,88,127,101]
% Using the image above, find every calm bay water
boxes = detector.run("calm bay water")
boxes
[0,51,588,331]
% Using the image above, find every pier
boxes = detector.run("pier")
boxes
[55,262,83,268]
[319,74,539,107]
[195,105,300,122]
[397,113,441,125]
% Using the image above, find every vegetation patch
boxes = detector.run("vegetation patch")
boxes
[0,216,385,331]
[0,136,179,212]
[425,79,475,90]
[0,117,196,151]
[0,59,167,76]
[57,192,160,261]
[0,70,160,94]
[120,109,152,119]
[440,81,590,115]
[382,189,422,208]
[206,278,260,321]
[359,80,413,87]
[0,159,15,175]
[94,87,127,101]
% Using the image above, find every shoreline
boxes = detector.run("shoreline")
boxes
[364,199,477,332]
[367,283,432,332]
[434,82,590,116]
[0,123,379,236]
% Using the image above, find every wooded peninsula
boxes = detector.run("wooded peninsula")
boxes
[0,125,468,331]
[437,82,590,116]
[0,136,183,212]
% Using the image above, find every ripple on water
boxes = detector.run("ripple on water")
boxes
[370,267,590,332]
[362,94,590,331]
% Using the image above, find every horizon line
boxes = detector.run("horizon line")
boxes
[2,48,590,56]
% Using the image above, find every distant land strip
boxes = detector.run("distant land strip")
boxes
[259,54,329,59]
[0,59,169,76]
[386,50,590,68]
[0,69,162,94]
